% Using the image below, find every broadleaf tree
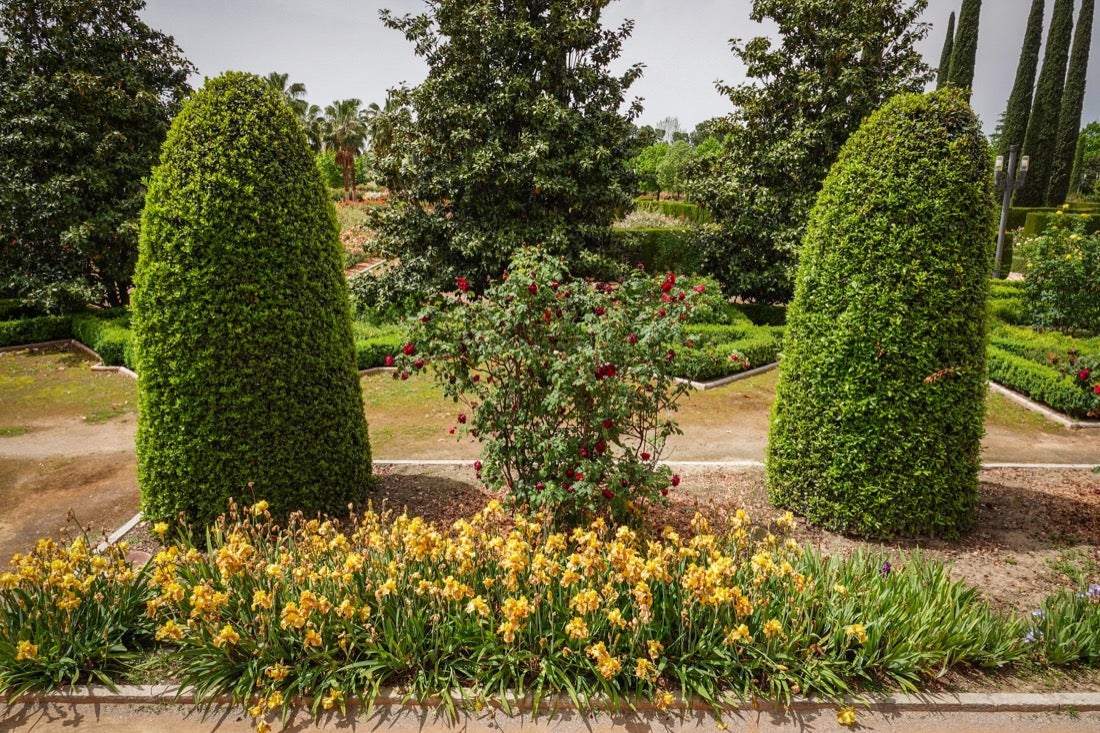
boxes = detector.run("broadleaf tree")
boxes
[0,0,193,310]
[371,0,642,296]
[686,0,932,303]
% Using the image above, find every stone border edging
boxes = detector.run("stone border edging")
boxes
[3,684,1100,717]
[675,361,779,391]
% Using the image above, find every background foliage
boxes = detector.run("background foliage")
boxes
[0,0,193,311]
[687,0,932,304]
[370,0,642,299]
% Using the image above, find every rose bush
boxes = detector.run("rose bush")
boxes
[392,247,703,522]
[1022,214,1100,335]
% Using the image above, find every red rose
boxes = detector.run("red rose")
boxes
[1094,385,1100,395]
[456,277,469,292]
[474,460,482,473]
[403,342,416,356]
[457,413,467,424]
[671,474,681,487]
[595,441,606,454]
[384,355,395,367]
[528,282,538,294]
[602,418,614,430]
[641,452,651,461]
[661,280,673,293]
[413,358,424,369]
[602,489,614,500]
[448,427,455,434]
[1079,368,1091,381]
[628,333,638,345]
[692,284,705,293]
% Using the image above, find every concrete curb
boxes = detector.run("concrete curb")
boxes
[4,685,1100,715]
[675,361,779,391]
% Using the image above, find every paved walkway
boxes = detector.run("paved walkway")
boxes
[3,692,1100,733]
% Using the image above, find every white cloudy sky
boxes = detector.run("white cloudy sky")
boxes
[141,0,1099,136]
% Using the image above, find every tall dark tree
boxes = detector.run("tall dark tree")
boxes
[372,0,641,293]
[0,0,193,310]
[1047,0,1095,205]
[936,11,956,89]
[1017,0,1075,205]
[946,0,982,94]
[686,0,932,303]
[996,0,1045,162]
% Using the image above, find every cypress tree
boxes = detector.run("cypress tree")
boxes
[997,0,1046,161]
[947,0,982,93]
[936,11,956,89]
[1016,0,1075,206]
[1047,0,1095,205]
[1069,131,1086,196]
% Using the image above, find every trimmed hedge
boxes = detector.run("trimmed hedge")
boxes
[987,346,1095,418]
[676,326,783,381]
[0,315,72,348]
[71,311,134,368]
[133,72,372,531]
[634,198,712,225]
[767,89,995,539]
[1022,211,1100,239]
[607,228,705,274]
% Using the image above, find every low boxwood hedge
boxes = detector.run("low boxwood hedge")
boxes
[987,345,1095,418]
[634,198,711,225]
[608,228,705,274]
[71,311,134,368]
[0,314,72,348]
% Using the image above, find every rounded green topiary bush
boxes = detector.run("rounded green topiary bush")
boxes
[133,72,372,529]
[766,89,995,539]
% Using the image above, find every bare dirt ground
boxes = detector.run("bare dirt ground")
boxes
[2,344,1098,620]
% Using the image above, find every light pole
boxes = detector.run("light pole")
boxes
[993,145,1029,279]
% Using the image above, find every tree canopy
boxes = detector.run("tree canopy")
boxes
[0,0,193,310]
[370,0,642,295]
[687,0,932,303]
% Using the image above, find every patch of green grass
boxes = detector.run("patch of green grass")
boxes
[82,401,133,424]
[984,391,1065,434]
[0,425,29,437]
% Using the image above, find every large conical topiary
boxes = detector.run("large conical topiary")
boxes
[133,72,372,529]
[766,88,995,539]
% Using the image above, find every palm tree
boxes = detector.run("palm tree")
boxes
[323,98,369,200]
[264,71,309,119]
[301,103,324,153]
[362,96,412,190]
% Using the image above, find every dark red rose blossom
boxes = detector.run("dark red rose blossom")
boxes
[403,342,416,356]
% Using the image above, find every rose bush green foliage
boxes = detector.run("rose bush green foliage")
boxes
[1021,214,1100,334]
[392,247,700,523]
[133,72,372,530]
[766,89,996,539]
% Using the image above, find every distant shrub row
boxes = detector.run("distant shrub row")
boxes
[633,198,711,225]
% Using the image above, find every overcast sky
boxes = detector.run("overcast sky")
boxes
[141,0,1099,136]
